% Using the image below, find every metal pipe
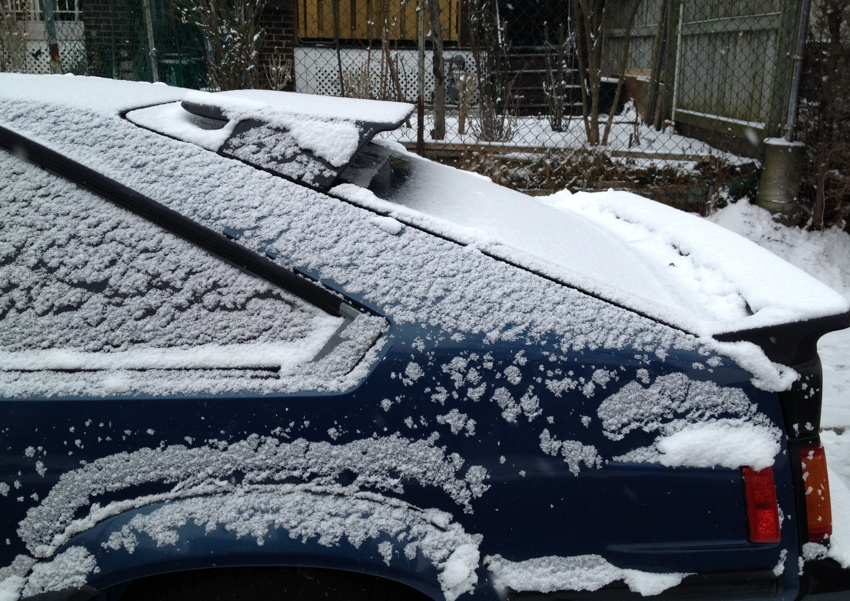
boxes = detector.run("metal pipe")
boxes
[332,0,346,97]
[142,0,159,83]
[417,95,425,156]
[42,0,59,73]
[784,0,811,141]
[418,0,425,101]
[670,1,684,123]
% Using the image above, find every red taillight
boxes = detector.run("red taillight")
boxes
[743,467,781,543]
[800,444,833,542]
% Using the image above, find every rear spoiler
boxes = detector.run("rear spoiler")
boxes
[717,310,850,553]
[714,310,850,366]
[181,90,413,190]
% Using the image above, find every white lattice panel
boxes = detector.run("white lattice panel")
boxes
[294,46,474,103]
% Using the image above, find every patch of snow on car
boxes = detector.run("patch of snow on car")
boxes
[0,557,35,599]
[711,340,799,392]
[654,421,780,470]
[598,374,782,469]
[436,409,476,436]
[0,152,391,397]
[0,74,184,115]
[0,576,24,601]
[547,189,849,334]
[183,89,413,131]
[370,215,404,235]
[484,553,689,596]
[20,547,96,597]
[332,162,702,334]
[17,433,488,558]
[99,489,480,601]
[225,123,341,181]
[281,117,359,168]
[403,361,424,385]
[125,101,235,150]
[438,543,480,600]
[538,430,602,476]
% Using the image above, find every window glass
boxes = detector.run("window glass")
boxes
[0,152,384,398]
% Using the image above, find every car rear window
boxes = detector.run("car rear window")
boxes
[125,90,412,190]
[0,152,385,398]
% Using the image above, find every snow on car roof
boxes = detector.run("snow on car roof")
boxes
[0,74,185,113]
[121,84,849,339]
[544,190,850,334]
[333,146,849,337]
[0,147,391,398]
[182,89,413,129]
[0,75,845,390]
[128,89,413,185]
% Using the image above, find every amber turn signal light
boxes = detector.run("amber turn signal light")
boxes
[801,444,833,542]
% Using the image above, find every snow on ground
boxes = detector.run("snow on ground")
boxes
[707,200,850,565]
[385,102,751,165]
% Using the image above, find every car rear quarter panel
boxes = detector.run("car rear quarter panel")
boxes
[1,323,801,599]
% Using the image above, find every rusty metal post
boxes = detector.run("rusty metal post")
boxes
[43,0,60,73]
[142,0,159,82]
[417,96,425,156]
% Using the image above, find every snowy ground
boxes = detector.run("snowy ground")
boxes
[385,103,750,164]
[708,201,850,566]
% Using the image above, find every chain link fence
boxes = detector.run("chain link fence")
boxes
[2,0,826,213]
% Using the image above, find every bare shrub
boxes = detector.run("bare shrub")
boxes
[1,0,29,73]
[574,0,640,146]
[458,147,750,216]
[544,22,574,133]
[468,0,514,142]
[173,0,267,91]
[342,59,373,99]
[265,52,292,91]
[797,0,850,230]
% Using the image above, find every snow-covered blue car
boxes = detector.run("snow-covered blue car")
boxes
[1,74,849,601]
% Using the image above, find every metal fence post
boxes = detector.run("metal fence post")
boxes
[766,0,803,140]
[43,0,60,72]
[784,0,811,141]
[663,0,682,127]
[142,0,159,82]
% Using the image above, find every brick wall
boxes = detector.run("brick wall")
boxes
[79,0,296,89]
[82,0,146,80]
[259,0,296,90]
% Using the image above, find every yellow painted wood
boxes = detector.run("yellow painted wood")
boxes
[299,0,459,42]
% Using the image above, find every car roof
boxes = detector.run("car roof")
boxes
[1,75,847,383]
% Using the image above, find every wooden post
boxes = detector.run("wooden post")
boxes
[417,95,425,156]
[427,0,446,140]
